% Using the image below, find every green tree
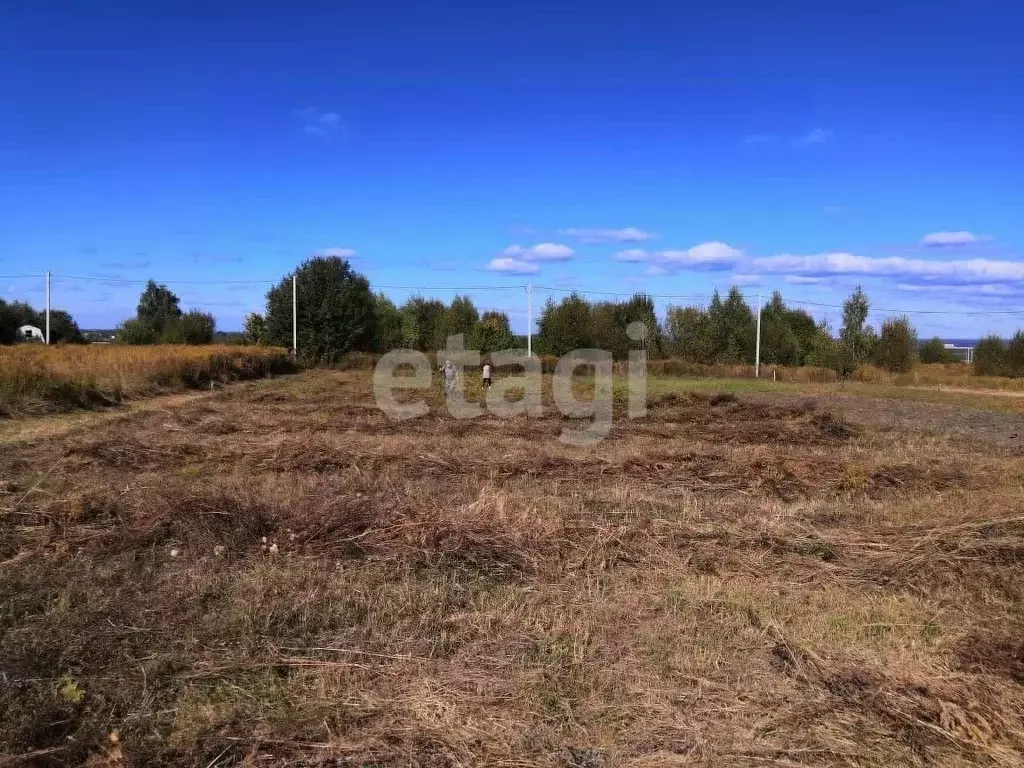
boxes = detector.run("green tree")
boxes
[437,295,479,346]
[136,280,182,332]
[786,308,818,365]
[919,337,956,364]
[804,320,841,371]
[1004,331,1024,378]
[162,310,215,345]
[838,286,875,375]
[590,301,623,359]
[759,292,801,366]
[536,293,593,356]
[619,293,661,357]
[711,287,755,364]
[118,280,190,344]
[48,310,84,344]
[399,296,447,351]
[371,294,404,351]
[588,295,659,360]
[116,317,159,344]
[0,299,16,344]
[244,313,268,345]
[760,316,801,366]
[874,315,917,373]
[0,300,83,344]
[3,301,43,331]
[663,306,716,363]
[265,255,376,362]
[470,311,517,353]
[705,290,724,353]
[973,335,1006,377]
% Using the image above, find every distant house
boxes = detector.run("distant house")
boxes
[83,329,117,343]
[942,342,974,364]
[17,325,45,343]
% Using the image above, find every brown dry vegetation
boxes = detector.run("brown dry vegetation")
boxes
[0,345,296,417]
[1,370,1023,767]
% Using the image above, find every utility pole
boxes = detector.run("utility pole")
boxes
[292,274,297,355]
[526,284,533,356]
[45,270,51,345]
[754,290,761,378]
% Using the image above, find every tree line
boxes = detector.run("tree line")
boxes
[116,281,217,344]
[537,284,903,376]
[240,256,1024,378]
[244,257,520,362]
[6,256,1024,378]
[538,284,1024,377]
[0,298,83,344]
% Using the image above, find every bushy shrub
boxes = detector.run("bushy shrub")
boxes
[973,336,1006,377]
[874,315,917,373]
[1004,331,1024,378]
[919,337,955,364]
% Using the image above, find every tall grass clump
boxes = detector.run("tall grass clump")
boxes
[0,344,295,416]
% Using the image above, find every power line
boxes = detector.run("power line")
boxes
[532,284,712,300]
[52,274,278,285]
[11,271,1024,317]
[780,296,1024,315]
[373,284,525,292]
[49,274,530,292]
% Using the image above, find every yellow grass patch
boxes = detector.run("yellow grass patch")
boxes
[0,344,294,415]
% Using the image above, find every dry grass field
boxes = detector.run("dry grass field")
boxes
[0,345,295,417]
[1,369,1023,767]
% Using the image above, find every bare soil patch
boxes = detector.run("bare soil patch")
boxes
[754,390,1024,455]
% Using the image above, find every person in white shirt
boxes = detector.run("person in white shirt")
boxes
[440,360,458,395]
[482,361,492,388]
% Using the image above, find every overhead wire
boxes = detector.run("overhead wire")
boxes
[3,272,1019,317]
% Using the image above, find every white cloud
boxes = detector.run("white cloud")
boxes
[316,247,357,259]
[297,108,345,137]
[793,128,833,147]
[730,273,761,286]
[896,282,1024,298]
[502,243,574,261]
[561,227,657,244]
[920,231,987,247]
[660,241,744,269]
[753,251,1024,285]
[645,265,669,277]
[612,249,649,262]
[785,275,828,285]
[616,241,744,274]
[487,257,540,275]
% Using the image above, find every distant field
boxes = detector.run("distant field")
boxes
[641,360,1024,393]
[0,345,295,416]
[1,369,1022,766]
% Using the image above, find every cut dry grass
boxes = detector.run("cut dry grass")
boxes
[1,370,1022,766]
[0,344,295,416]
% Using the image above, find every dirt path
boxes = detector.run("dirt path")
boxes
[0,379,289,446]
[906,385,1024,399]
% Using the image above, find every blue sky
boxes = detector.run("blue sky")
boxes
[2,1,1022,335]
